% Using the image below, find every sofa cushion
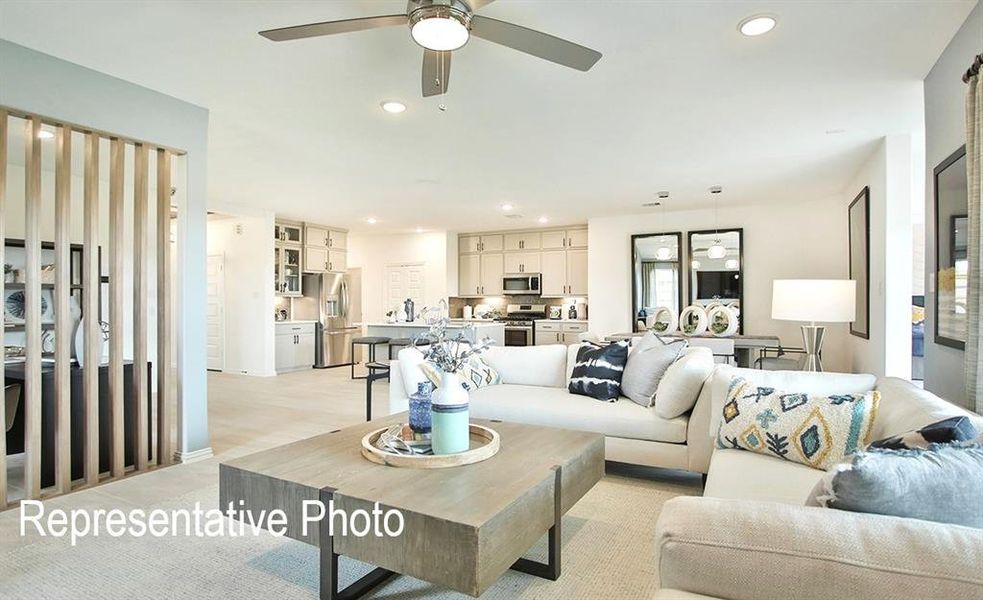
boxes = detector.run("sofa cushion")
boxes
[622,333,688,407]
[418,355,501,391]
[655,347,714,419]
[704,449,824,505]
[807,444,983,529]
[481,344,567,388]
[568,341,630,401]
[716,376,880,470]
[707,367,878,438]
[871,377,983,440]
[469,384,689,443]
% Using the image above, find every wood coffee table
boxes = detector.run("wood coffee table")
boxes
[219,415,604,599]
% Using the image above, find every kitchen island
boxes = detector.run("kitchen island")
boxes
[364,321,505,346]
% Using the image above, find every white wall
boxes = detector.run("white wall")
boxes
[1,40,210,457]
[923,2,981,409]
[845,135,916,379]
[588,195,854,373]
[206,204,276,376]
[347,231,454,324]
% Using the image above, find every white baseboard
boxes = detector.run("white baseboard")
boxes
[173,447,214,464]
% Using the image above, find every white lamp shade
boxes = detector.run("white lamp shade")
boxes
[771,279,856,323]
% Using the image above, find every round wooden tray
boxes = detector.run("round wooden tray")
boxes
[361,424,500,469]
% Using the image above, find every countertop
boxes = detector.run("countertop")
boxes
[274,320,318,325]
[534,319,589,324]
[365,321,504,328]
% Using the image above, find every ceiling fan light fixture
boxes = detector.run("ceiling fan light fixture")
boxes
[410,6,470,52]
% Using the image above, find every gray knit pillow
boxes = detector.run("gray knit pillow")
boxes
[807,444,983,529]
[621,333,687,407]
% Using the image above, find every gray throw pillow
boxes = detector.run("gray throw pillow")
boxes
[807,444,983,529]
[621,333,687,407]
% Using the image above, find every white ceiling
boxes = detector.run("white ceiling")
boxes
[0,1,975,233]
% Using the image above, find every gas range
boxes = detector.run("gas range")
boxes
[496,305,546,346]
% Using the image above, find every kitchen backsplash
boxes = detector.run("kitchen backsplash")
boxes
[448,296,587,319]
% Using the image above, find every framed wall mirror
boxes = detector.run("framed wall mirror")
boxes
[934,145,968,349]
[687,229,744,334]
[631,232,683,332]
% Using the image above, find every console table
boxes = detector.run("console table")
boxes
[604,333,782,368]
[5,361,153,487]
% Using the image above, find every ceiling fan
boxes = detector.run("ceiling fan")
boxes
[259,0,602,97]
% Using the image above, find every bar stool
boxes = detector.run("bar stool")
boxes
[387,338,414,361]
[351,336,390,380]
[364,362,390,421]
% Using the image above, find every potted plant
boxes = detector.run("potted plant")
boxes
[412,308,494,454]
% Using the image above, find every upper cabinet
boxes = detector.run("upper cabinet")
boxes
[328,230,346,250]
[458,226,588,298]
[461,234,503,254]
[504,232,541,251]
[305,225,328,247]
[300,223,347,274]
[275,221,303,245]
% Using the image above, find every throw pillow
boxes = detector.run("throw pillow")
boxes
[806,444,983,529]
[419,355,501,392]
[621,333,688,407]
[568,341,630,401]
[715,375,880,470]
[868,416,978,450]
[654,346,715,419]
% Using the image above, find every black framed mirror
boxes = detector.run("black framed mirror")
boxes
[631,232,683,332]
[687,229,744,334]
[934,145,968,349]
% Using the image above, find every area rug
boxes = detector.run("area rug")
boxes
[0,460,700,599]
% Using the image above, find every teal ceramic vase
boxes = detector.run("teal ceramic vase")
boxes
[431,371,470,455]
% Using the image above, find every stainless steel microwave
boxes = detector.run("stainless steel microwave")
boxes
[502,273,541,295]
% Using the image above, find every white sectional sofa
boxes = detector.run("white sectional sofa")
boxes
[390,343,717,473]
[654,368,983,599]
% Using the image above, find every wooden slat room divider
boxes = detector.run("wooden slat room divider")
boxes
[0,106,184,506]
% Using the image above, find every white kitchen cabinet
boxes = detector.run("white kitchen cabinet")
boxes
[275,322,315,373]
[305,225,329,247]
[275,221,303,245]
[328,250,347,272]
[305,245,329,273]
[276,245,303,296]
[504,232,541,251]
[567,249,588,295]
[567,228,588,249]
[328,229,347,250]
[459,254,481,297]
[535,321,587,346]
[479,235,504,253]
[461,235,482,254]
[503,252,541,274]
[540,250,567,296]
[541,230,567,250]
[480,253,505,296]
[461,234,504,254]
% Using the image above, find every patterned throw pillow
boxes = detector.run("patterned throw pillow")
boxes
[715,376,880,471]
[419,356,501,392]
[568,341,630,401]
[868,416,978,450]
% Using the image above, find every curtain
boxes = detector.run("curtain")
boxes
[966,68,982,414]
[640,261,656,308]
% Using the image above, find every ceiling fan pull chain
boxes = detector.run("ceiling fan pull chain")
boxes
[438,50,447,112]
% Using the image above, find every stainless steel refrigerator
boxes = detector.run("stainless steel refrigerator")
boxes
[295,268,362,368]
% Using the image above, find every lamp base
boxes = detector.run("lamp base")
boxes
[799,325,825,372]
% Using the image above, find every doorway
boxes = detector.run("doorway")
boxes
[384,263,426,319]
[206,254,225,371]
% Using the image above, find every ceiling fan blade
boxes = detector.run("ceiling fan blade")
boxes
[470,16,601,71]
[259,14,408,42]
[422,49,452,97]
[463,0,496,9]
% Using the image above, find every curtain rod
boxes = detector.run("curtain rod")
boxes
[964,53,982,83]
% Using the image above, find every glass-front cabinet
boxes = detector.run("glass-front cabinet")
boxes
[274,221,303,245]
[275,245,303,297]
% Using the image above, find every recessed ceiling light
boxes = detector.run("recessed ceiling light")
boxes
[380,100,406,114]
[738,15,777,37]
[38,130,55,140]
[500,203,514,212]
[366,217,378,224]
[415,227,424,233]
[538,216,549,224]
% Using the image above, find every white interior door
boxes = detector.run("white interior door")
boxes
[385,263,426,317]
[206,255,225,371]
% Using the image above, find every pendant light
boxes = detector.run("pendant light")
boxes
[707,187,727,260]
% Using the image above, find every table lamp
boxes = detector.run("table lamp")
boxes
[771,280,856,372]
